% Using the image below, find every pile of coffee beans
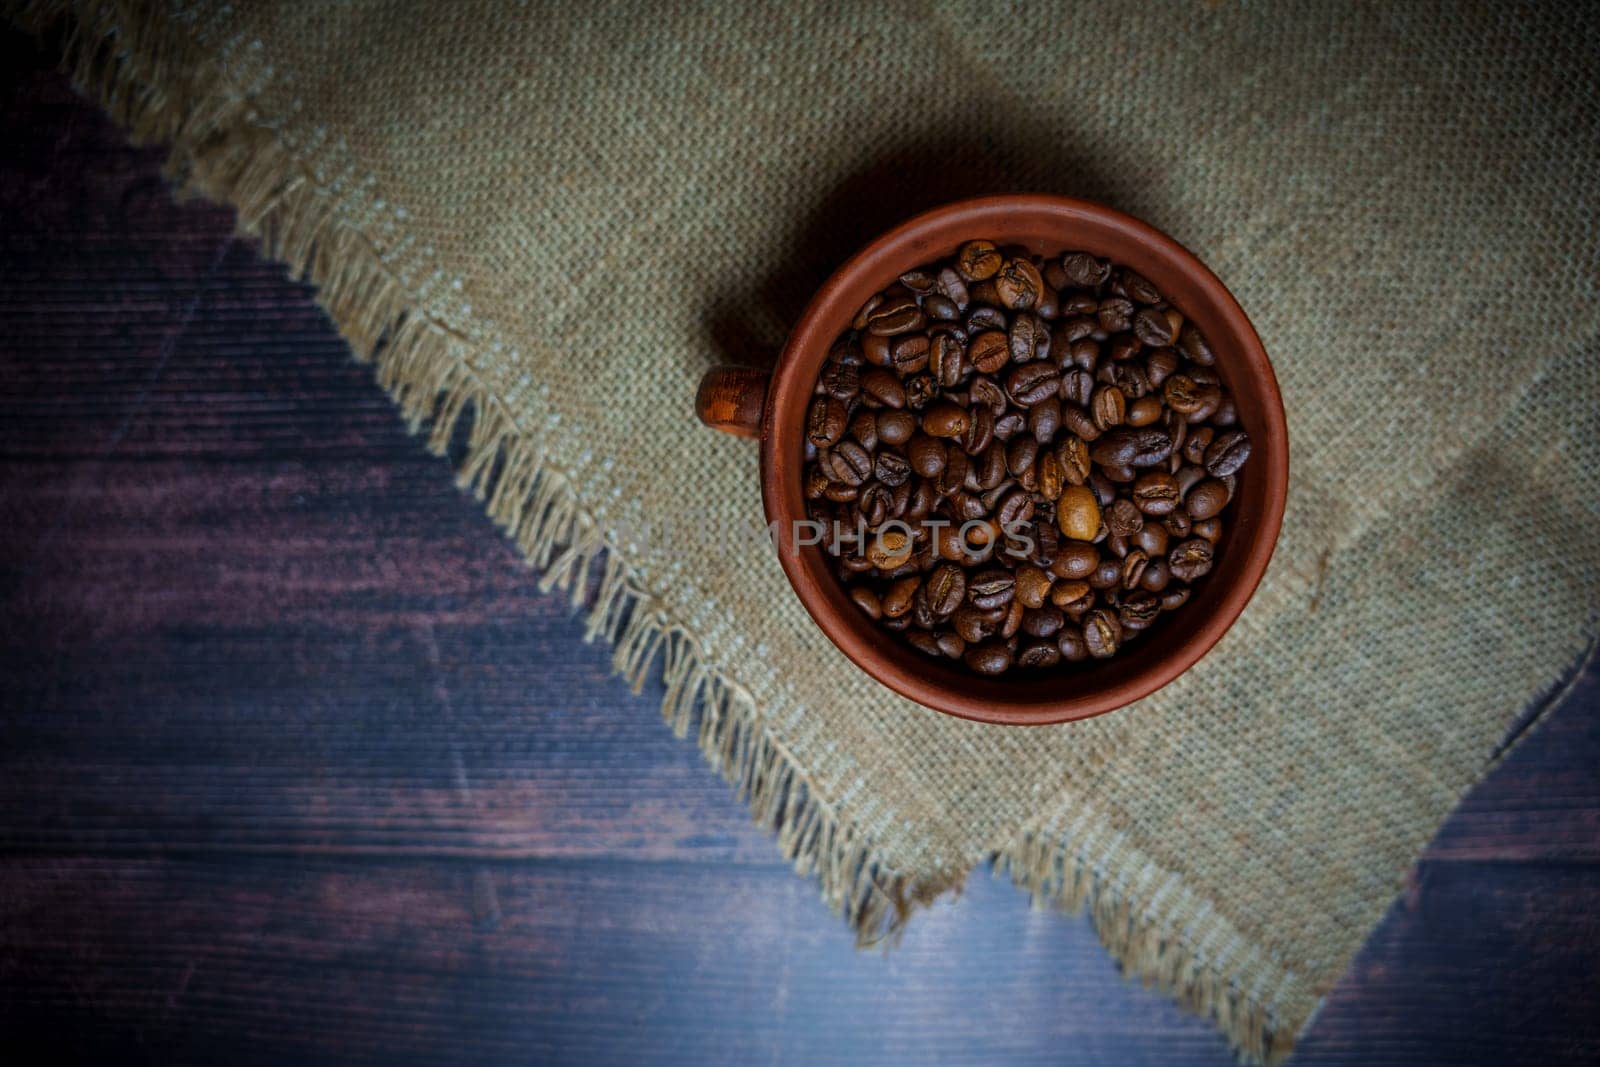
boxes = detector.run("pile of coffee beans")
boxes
[802,240,1251,676]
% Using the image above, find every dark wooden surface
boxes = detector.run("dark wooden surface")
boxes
[2,28,1597,1065]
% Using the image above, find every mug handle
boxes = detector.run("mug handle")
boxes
[695,366,770,439]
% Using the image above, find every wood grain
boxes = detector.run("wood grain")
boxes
[1,25,1596,1066]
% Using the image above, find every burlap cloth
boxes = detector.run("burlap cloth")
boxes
[15,0,1599,1059]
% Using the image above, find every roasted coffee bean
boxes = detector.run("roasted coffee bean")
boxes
[1133,306,1181,347]
[877,409,916,446]
[1204,430,1252,478]
[934,631,966,658]
[1050,580,1095,616]
[1132,471,1181,515]
[1057,626,1089,661]
[805,466,830,500]
[1169,538,1215,581]
[994,257,1044,310]
[936,446,972,496]
[1091,427,1172,468]
[899,270,937,293]
[874,451,911,488]
[1106,498,1143,537]
[1061,405,1101,442]
[1028,397,1061,444]
[848,410,878,451]
[925,562,966,617]
[1009,313,1046,362]
[936,266,970,307]
[1088,470,1117,507]
[967,305,1007,333]
[961,404,995,454]
[1017,640,1061,669]
[969,330,1010,374]
[1165,508,1193,538]
[866,286,925,336]
[1193,516,1223,544]
[827,440,873,486]
[997,487,1035,531]
[1145,347,1178,386]
[964,640,1012,675]
[1057,485,1101,541]
[862,332,892,366]
[973,441,1008,490]
[1050,542,1100,581]
[1062,252,1109,288]
[821,360,860,399]
[1119,591,1160,631]
[889,332,931,374]
[1127,395,1164,427]
[1056,435,1092,486]
[1082,609,1122,658]
[1140,557,1171,593]
[807,396,847,446]
[907,433,946,478]
[1102,462,1136,484]
[1036,450,1064,501]
[1116,269,1162,305]
[1134,521,1169,558]
[993,411,1026,440]
[1121,548,1150,590]
[1161,586,1191,611]
[1091,384,1126,430]
[922,401,969,438]
[861,367,906,408]
[822,481,860,505]
[1062,368,1095,407]
[1006,436,1039,478]
[850,586,883,620]
[883,576,920,618]
[968,569,1016,610]
[1089,557,1122,590]
[1006,362,1060,407]
[929,330,965,386]
[1023,604,1065,638]
[1185,477,1230,520]
[905,374,938,410]
[1178,325,1216,366]
[858,483,890,526]
[925,294,960,321]
[1097,297,1134,333]
[906,630,942,657]
[1163,373,1204,415]
[956,240,1003,281]
[1183,424,1213,466]
[1013,563,1054,609]
[1000,599,1026,639]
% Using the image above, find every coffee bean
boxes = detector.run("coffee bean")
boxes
[997,487,1035,532]
[936,446,971,496]
[1163,373,1204,415]
[1193,516,1223,544]
[1133,306,1180,347]
[1062,252,1110,288]
[1013,564,1054,610]
[961,405,995,454]
[1169,538,1215,581]
[964,640,1012,675]
[1091,427,1172,468]
[861,367,907,408]
[853,293,883,331]
[1006,436,1039,478]
[807,396,847,446]
[1006,362,1060,407]
[994,257,1044,310]
[1132,471,1180,515]
[889,332,931,374]
[1058,626,1089,661]
[935,631,967,658]
[937,267,970,307]
[850,586,883,620]
[967,305,1007,333]
[1212,394,1238,427]
[862,333,892,366]
[1127,395,1164,427]
[1083,608,1122,658]
[1119,591,1160,631]
[924,562,965,616]
[1061,368,1095,407]
[907,630,942,657]
[928,330,965,387]
[1050,542,1099,581]
[1165,508,1193,538]
[866,286,925,336]
[1057,485,1101,541]
[1050,580,1094,615]
[874,451,911,488]
[907,434,945,478]
[827,440,873,486]
[956,240,1003,281]
[1178,326,1215,366]
[905,374,938,411]
[969,330,1010,374]
[1183,424,1213,466]
[1106,498,1143,537]
[883,576,920,618]
[821,360,861,400]
[1023,605,1065,638]
[1028,397,1061,444]
[1185,478,1230,520]
[1145,347,1178,386]
[1091,384,1126,430]
[968,569,1016,610]
[993,411,1026,440]
[1036,450,1064,501]
[1097,297,1134,333]
[1089,558,1122,590]
[877,409,916,446]
[1135,521,1169,557]
[1017,640,1061,669]
[1161,586,1191,611]
[1117,270,1162,305]
[973,441,1007,490]
[922,401,969,438]
[1204,430,1251,478]
[1121,547,1150,590]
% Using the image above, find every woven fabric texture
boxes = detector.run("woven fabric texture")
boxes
[15,0,1599,1059]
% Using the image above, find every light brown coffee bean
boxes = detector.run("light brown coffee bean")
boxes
[1057,485,1101,541]
[956,240,1003,281]
[882,576,920,618]
[994,257,1044,310]
[1014,564,1054,609]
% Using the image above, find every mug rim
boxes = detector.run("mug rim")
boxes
[758,194,1288,725]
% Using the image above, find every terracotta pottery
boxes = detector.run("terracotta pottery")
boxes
[695,195,1288,725]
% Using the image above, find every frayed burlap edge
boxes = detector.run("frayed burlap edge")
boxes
[5,1,1353,1060]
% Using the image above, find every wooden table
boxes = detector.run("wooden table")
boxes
[2,29,1596,1065]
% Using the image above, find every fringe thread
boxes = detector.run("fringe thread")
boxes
[8,1,1311,1060]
